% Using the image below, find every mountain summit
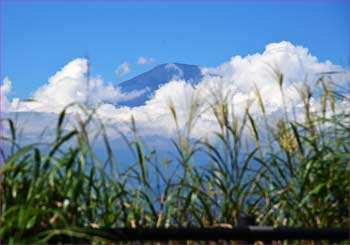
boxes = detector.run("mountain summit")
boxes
[117,63,203,107]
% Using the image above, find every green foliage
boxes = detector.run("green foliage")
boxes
[0,74,349,243]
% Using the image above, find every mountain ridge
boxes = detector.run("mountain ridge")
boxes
[117,63,203,107]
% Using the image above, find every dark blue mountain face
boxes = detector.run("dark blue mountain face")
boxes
[117,63,203,107]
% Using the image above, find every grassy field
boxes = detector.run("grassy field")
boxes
[1,72,349,244]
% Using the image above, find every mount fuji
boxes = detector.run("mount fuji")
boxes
[117,63,203,107]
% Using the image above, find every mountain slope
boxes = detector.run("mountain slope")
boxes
[117,63,203,107]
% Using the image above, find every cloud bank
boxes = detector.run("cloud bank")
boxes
[1,41,347,140]
[2,59,144,113]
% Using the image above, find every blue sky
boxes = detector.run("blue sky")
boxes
[1,1,349,99]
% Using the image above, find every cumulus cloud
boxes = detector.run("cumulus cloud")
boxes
[137,56,155,65]
[93,41,345,139]
[3,58,144,113]
[200,41,343,114]
[1,77,12,110]
[115,62,131,77]
[3,41,347,141]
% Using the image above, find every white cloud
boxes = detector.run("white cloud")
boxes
[1,77,12,109]
[137,56,155,65]
[3,58,144,113]
[94,41,345,139]
[3,41,347,142]
[165,63,184,79]
[115,62,131,77]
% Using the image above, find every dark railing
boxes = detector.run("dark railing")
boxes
[88,227,349,241]
[21,227,349,242]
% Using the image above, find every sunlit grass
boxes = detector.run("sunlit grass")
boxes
[1,72,349,244]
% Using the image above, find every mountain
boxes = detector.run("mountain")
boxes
[117,63,203,107]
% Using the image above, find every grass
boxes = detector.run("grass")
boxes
[0,72,349,244]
